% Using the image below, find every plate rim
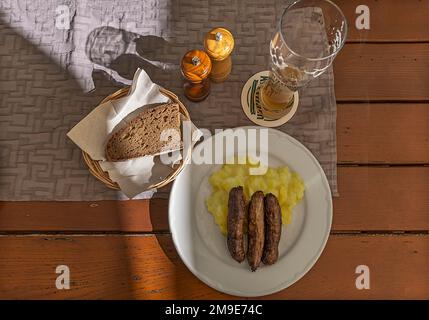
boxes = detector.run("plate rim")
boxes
[169,126,333,297]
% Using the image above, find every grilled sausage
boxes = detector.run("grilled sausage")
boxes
[247,191,265,271]
[227,186,246,263]
[262,193,282,265]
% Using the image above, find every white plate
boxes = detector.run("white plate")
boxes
[169,126,332,297]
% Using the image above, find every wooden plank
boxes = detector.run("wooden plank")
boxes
[1,167,429,232]
[0,234,428,299]
[337,103,429,164]
[334,166,429,231]
[334,44,429,101]
[335,0,429,42]
[0,198,169,232]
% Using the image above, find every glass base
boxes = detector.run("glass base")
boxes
[260,94,295,120]
[240,70,299,128]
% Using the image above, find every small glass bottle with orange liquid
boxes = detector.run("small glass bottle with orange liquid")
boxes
[204,27,234,83]
[181,50,212,102]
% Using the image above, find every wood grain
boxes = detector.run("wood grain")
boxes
[334,166,429,231]
[337,103,429,163]
[1,167,429,232]
[335,0,429,42]
[0,234,428,299]
[0,198,169,232]
[334,44,429,101]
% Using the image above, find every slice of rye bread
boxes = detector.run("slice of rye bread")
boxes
[106,103,182,161]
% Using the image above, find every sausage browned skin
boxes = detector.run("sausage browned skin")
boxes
[227,186,246,263]
[247,191,265,271]
[262,193,282,265]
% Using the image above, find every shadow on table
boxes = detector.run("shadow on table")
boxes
[85,26,182,90]
[85,25,209,298]
[0,15,226,299]
[149,175,233,299]
[0,16,142,298]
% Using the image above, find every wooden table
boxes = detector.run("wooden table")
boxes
[1,0,429,299]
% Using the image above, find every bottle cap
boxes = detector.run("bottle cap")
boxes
[204,27,234,61]
[181,50,212,83]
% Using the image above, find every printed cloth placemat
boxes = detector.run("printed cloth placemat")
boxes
[0,0,338,200]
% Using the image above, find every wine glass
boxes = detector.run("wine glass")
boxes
[260,0,347,119]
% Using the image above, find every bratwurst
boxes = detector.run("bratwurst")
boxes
[227,186,246,263]
[247,191,265,271]
[262,193,282,265]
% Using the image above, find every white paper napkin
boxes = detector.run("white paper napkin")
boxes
[67,68,198,198]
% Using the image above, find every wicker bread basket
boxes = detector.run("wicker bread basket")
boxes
[82,86,191,191]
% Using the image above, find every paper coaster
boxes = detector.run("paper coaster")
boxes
[240,70,299,127]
